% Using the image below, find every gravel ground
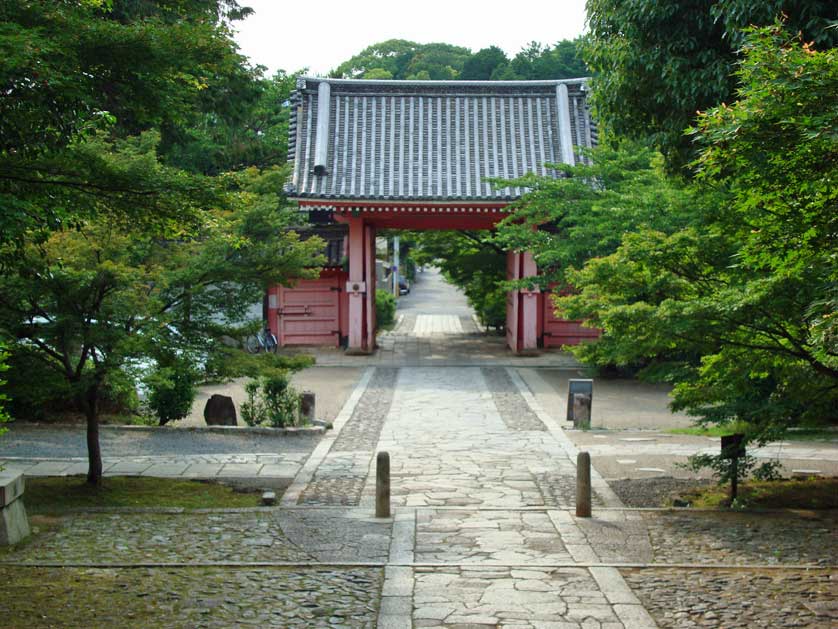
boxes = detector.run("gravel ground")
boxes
[623,568,837,628]
[610,476,715,507]
[181,367,363,428]
[643,510,837,566]
[1,424,318,459]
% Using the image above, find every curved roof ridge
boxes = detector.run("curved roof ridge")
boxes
[298,76,590,88]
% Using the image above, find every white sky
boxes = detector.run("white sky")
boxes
[233,0,589,76]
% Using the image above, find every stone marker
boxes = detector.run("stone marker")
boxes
[261,491,276,506]
[204,394,237,426]
[300,391,316,424]
[567,379,593,429]
[576,451,592,518]
[0,472,30,545]
[376,451,390,518]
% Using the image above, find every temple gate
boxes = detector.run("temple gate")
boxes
[272,77,597,354]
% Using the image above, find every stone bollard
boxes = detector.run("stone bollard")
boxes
[300,391,316,425]
[576,451,592,518]
[376,451,390,518]
[0,472,30,545]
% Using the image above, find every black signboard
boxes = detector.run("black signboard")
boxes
[721,433,746,459]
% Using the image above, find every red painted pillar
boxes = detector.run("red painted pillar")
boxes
[346,216,370,354]
[267,285,280,341]
[506,251,520,353]
[364,224,377,350]
[520,251,540,353]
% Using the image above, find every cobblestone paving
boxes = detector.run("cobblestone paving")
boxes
[622,568,837,628]
[297,453,371,506]
[643,510,837,565]
[0,566,382,628]
[413,566,625,628]
[416,509,572,565]
[483,367,546,431]
[278,508,391,563]
[535,471,606,508]
[6,512,312,564]
[297,368,397,506]
[332,368,398,452]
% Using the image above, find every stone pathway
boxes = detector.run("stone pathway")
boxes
[2,363,836,628]
[286,366,652,628]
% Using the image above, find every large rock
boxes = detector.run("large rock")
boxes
[203,394,237,426]
[0,472,30,546]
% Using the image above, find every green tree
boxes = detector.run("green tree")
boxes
[496,39,587,80]
[553,27,837,440]
[461,46,509,80]
[583,0,837,169]
[333,40,471,80]
[164,70,297,175]
[0,148,322,483]
[0,0,257,245]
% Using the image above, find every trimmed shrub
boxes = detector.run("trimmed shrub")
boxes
[376,289,397,328]
[144,357,198,426]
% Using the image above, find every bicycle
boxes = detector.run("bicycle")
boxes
[244,326,278,354]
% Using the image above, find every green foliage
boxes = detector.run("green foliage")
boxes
[241,371,300,428]
[460,46,509,80]
[333,38,586,82]
[495,141,698,289]
[0,0,258,246]
[240,379,265,427]
[334,40,471,80]
[0,341,10,443]
[494,39,587,80]
[683,450,783,506]
[375,289,397,328]
[144,355,198,426]
[583,0,837,169]
[527,27,838,441]
[203,345,314,383]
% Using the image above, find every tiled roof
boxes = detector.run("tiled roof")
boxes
[287,77,596,202]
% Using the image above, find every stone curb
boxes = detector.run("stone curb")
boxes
[6,423,325,436]
[3,561,831,570]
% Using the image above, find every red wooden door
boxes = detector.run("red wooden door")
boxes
[277,277,341,346]
[542,289,600,347]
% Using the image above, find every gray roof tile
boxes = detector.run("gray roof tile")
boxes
[287,77,596,202]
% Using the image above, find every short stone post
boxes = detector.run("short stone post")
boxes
[376,451,390,518]
[0,472,30,545]
[576,451,592,518]
[300,391,316,424]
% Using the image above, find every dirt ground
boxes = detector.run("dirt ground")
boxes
[178,366,364,427]
[519,367,694,430]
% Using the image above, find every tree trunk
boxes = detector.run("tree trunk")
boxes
[83,386,103,486]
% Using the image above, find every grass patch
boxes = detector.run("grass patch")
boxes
[23,476,262,514]
[668,425,837,441]
[676,477,838,509]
